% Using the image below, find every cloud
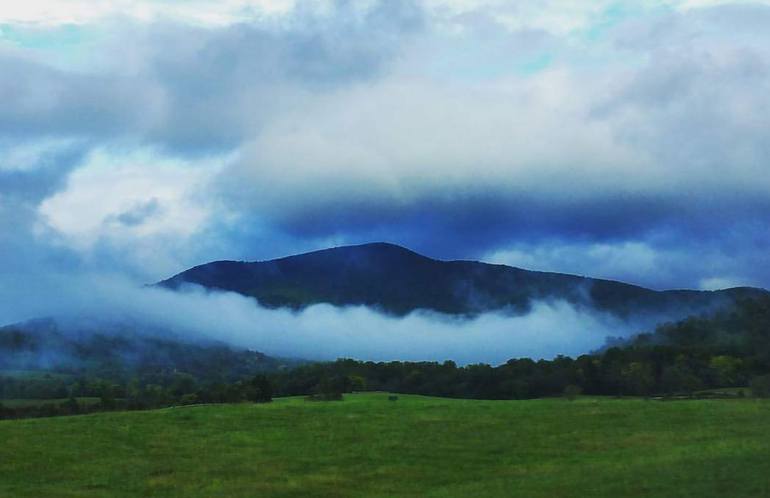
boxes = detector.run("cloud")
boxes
[484,237,770,291]
[110,198,161,227]
[197,2,770,289]
[2,0,770,301]
[38,148,216,246]
[0,139,89,281]
[208,45,770,285]
[0,274,641,365]
[0,0,297,26]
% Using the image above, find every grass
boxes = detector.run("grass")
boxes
[1,393,770,497]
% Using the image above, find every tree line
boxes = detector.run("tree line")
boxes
[3,296,770,419]
[269,297,770,399]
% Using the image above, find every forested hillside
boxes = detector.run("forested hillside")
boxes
[159,243,766,318]
[270,296,770,399]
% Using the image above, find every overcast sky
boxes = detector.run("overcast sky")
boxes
[3,0,770,292]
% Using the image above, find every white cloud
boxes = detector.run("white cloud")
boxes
[0,0,296,26]
[37,148,224,269]
[0,138,79,172]
[0,273,639,364]
[2,0,770,291]
[680,0,770,8]
[485,242,660,281]
[5,0,770,31]
[698,276,746,291]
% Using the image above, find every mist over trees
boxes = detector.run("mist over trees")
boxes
[3,296,770,419]
[271,297,770,400]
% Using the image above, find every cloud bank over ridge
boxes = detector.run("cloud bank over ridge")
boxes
[0,274,637,365]
[2,1,770,359]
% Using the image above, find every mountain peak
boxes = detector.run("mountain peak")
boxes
[268,242,429,263]
[159,243,768,318]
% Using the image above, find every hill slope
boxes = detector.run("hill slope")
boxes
[159,242,765,317]
[0,318,291,381]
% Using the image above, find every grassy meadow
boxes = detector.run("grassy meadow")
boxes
[1,393,769,497]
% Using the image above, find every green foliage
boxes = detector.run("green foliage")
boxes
[5,296,770,420]
[162,242,766,317]
[750,375,770,398]
[618,362,654,395]
[348,374,367,391]
[0,319,294,385]
[563,384,582,400]
[709,356,743,386]
[2,394,770,497]
[267,296,770,401]
[307,375,346,401]
[179,393,199,405]
[248,375,273,403]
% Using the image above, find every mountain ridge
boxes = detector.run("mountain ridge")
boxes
[0,317,293,378]
[158,242,767,318]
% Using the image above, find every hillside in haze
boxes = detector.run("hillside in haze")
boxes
[0,318,291,380]
[159,243,766,318]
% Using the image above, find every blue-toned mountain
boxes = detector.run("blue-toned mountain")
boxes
[159,243,766,318]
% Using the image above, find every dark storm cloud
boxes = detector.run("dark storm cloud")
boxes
[2,0,770,293]
[3,0,770,364]
[0,0,427,280]
[196,1,770,291]
[212,175,770,290]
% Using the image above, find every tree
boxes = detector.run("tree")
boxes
[224,383,245,403]
[311,376,345,401]
[709,356,743,387]
[563,384,582,401]
[170,373,197,397]
[249,375,273,403]
[348,375,367,392]
[502,379,530,400]
[750,375,770,398]
[660,366,702,395]
[142,384,170,407]
[179,393,199,405]
[621,362,655,396]
[98,382,117,410]
[63,396,80,415]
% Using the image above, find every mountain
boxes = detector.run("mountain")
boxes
[158,242,766,318]
[0,318,293,381]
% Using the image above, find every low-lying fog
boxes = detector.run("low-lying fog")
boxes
[0,273,660,365]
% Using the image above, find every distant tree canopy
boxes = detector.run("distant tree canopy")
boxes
[3,296,770,419]
[750,375,770,398]
[268,297,770,400]
[248,375,273,403]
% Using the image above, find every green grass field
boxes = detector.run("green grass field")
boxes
[1,394,769,497]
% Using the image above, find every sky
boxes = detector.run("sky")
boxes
[2,0,770,295]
